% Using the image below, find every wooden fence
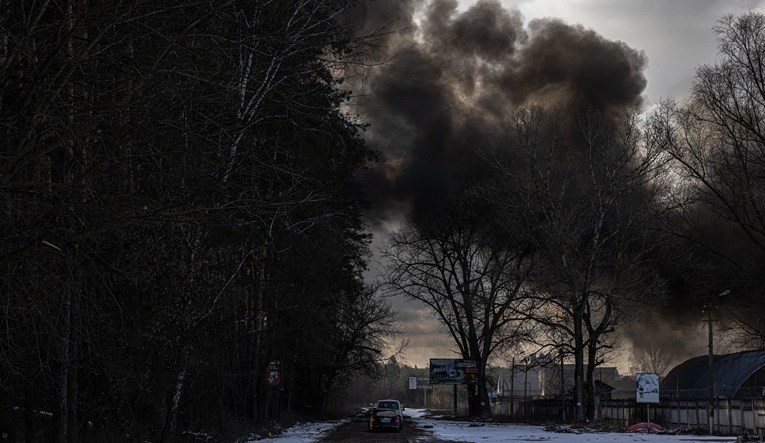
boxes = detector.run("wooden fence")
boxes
[492,397,765,436]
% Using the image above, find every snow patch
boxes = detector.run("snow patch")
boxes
[405,408,428,418]
[262,418,348,443]
[416,418,738,442]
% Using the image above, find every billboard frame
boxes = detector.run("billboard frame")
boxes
[429,358,478,385]
[636,372,660,404]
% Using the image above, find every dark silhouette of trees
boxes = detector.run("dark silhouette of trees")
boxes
[488,106,669,422]
[381,104,669,422]
[0,0,394,441]
[385,195,537,419]
[647,12,765,349]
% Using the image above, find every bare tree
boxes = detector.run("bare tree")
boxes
[630,342,673,377]
[384,196,536,419]
[492,106,668,421]
[647,12,765,346]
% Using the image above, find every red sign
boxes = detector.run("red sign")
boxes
[266,361,281,386]
[461,360,478,385]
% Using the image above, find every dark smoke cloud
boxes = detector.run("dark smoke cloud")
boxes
[504,18,647,110]
[350,0,420,47]
[355,0,648,224]
[424,0,524,62]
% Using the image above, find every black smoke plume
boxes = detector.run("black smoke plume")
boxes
[354,0,647,223]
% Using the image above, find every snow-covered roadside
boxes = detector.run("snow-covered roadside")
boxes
[416,418,738,442]
[247,418,349,443]
[411,409,737,443]
[264,409,738,443]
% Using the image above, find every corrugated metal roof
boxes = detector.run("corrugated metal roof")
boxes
[661,349,765,398]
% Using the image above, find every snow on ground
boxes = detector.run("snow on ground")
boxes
[417,418,738,442]
[267,409,738,443]
[405,407,428,418]
[255,418,349,443]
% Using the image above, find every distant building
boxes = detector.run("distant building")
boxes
[495,366,544,399]
[496,364,635,400]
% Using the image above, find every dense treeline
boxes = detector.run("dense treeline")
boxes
[0,1,393,442]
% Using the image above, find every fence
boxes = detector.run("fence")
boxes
[492,398,572,422]
[602,398,765,436]
[492,397,765,436]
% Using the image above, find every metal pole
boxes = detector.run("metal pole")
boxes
[524,362,528,417]
[707,308,714,435]
[561,350,566,421]
[510,357,515,416]
[453,384,458,416]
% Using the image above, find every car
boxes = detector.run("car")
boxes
[376,399,404,420]
[368,399,404,432]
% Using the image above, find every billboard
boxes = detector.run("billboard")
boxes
[429,358,478,385]
[636,372,660,403]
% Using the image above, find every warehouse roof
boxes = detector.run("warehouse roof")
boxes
[661,349,765,399]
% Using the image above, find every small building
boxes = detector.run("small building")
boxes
[609,375,638,400]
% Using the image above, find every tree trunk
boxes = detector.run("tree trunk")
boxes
[67,346,80,443]
[573,311,586,422]
[586,341,597,422]
[159,348,189,443]
[465,360,493,418]
[53,287,71,443]
[476,363,492,419]
[67,303,79,443]
[55,1,75,439]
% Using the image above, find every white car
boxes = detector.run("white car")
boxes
[369,399,404,432]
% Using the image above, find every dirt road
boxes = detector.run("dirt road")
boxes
[318,415,462,443]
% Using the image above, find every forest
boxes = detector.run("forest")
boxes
[3,1,765,442]
[0,1,393,442]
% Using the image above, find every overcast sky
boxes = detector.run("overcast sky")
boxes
[370,0,765,370]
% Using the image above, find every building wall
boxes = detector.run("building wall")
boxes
[496,364,634,400]
[496,367,543,399]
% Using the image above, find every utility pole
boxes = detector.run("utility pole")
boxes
[560,350,566,421]
[523,360,528,417]
[706,290,729,435]
[510,357,515,416]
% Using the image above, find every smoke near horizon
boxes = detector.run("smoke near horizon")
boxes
[354,0,647,224]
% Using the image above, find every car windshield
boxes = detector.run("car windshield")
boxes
[378,402,398,410]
